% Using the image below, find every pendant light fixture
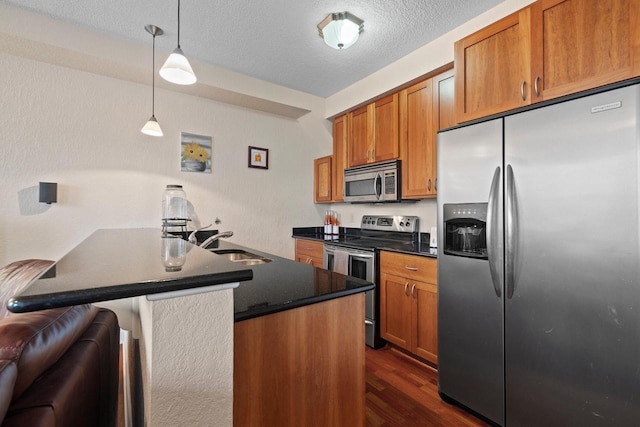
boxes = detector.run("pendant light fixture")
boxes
[160,0,197,85]
[141,25,164,137]
[318,12,364,50]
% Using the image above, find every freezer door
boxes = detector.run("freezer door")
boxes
[437,118,504,425]
[504,84,640,426]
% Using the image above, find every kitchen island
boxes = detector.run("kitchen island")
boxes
[221,240,373,427]
[8,228,374,427]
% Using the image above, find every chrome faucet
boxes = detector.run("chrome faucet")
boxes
[199,231,234,249]
[187,224,213,244]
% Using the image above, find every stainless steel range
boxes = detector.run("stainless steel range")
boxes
[323,215,419,348]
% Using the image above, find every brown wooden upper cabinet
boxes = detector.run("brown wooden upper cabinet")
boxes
[400,79,435,199]
[400,68,455,199]
[314,155,332,203]
[348,94,399,167]
[332,114,348,202]
[433,69,456,131]
[455,0,640,123]
[454,6,535,122]
[534,0,640,100]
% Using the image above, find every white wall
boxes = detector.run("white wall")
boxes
[0,51,330,266]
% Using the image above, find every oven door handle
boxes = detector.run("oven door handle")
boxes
[486,166,502,298]
[351,253,374,259]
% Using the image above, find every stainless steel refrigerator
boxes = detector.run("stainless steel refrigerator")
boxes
[436,82,640,426]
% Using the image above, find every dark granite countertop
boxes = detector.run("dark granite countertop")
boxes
[222,240,374,322]
[8,228,374,323]
[8,229,254,313]
[292,227,438,258]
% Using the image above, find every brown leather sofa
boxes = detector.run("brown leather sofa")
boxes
[0,260,119,427]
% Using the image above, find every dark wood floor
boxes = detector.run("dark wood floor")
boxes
[366,346,490,427]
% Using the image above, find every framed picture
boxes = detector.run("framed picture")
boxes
[248,146,269,169]
[181,132,212,173]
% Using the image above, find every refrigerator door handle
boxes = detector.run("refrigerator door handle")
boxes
[505,164,518,299]
[486,166,502,297]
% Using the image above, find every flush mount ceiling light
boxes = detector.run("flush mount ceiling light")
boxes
[141,25,164,137]
[317,12,364,50]
[160,0,197,85]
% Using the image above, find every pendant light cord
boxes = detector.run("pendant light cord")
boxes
[152,33,156,116]
[177,0,181,49]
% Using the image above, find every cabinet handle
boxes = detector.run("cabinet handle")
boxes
[427,179,432,191]
[520,81,526,101]
[411,284,416,299]
[435,177,438,191]
[534,76,540,97]
[404,282,409,296]
[404,266,418,271]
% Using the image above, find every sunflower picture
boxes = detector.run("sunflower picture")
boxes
[180,132,212,173]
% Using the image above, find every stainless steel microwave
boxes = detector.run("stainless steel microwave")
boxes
[344,160,400,203]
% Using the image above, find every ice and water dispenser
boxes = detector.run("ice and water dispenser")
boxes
[443,203,488,259]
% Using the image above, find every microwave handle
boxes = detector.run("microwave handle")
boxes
[374,173,382,200]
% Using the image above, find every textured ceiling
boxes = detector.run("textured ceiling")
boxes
[4,0,502,97]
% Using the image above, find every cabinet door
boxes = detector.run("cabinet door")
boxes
[380,273,412,350]
[455,6,535,123]
[348,105,371,167]
[534,0,640,101]
[372,94,399,163]
[411,280,438,365]
[332,114,348,202]
[295,239,323,260]
[400,79,434,199]
[313,156,332,203]
[433,69,456,131]
[431,69,456,197]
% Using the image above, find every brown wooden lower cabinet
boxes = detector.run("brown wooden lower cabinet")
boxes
[380,251,438,365]
[294,238,323,267]
[234,293,365,427]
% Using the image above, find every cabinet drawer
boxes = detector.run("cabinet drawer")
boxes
[295,239,324,259]
[380,251,437,284]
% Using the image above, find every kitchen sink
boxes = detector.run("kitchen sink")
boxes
[211,249,272,265]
